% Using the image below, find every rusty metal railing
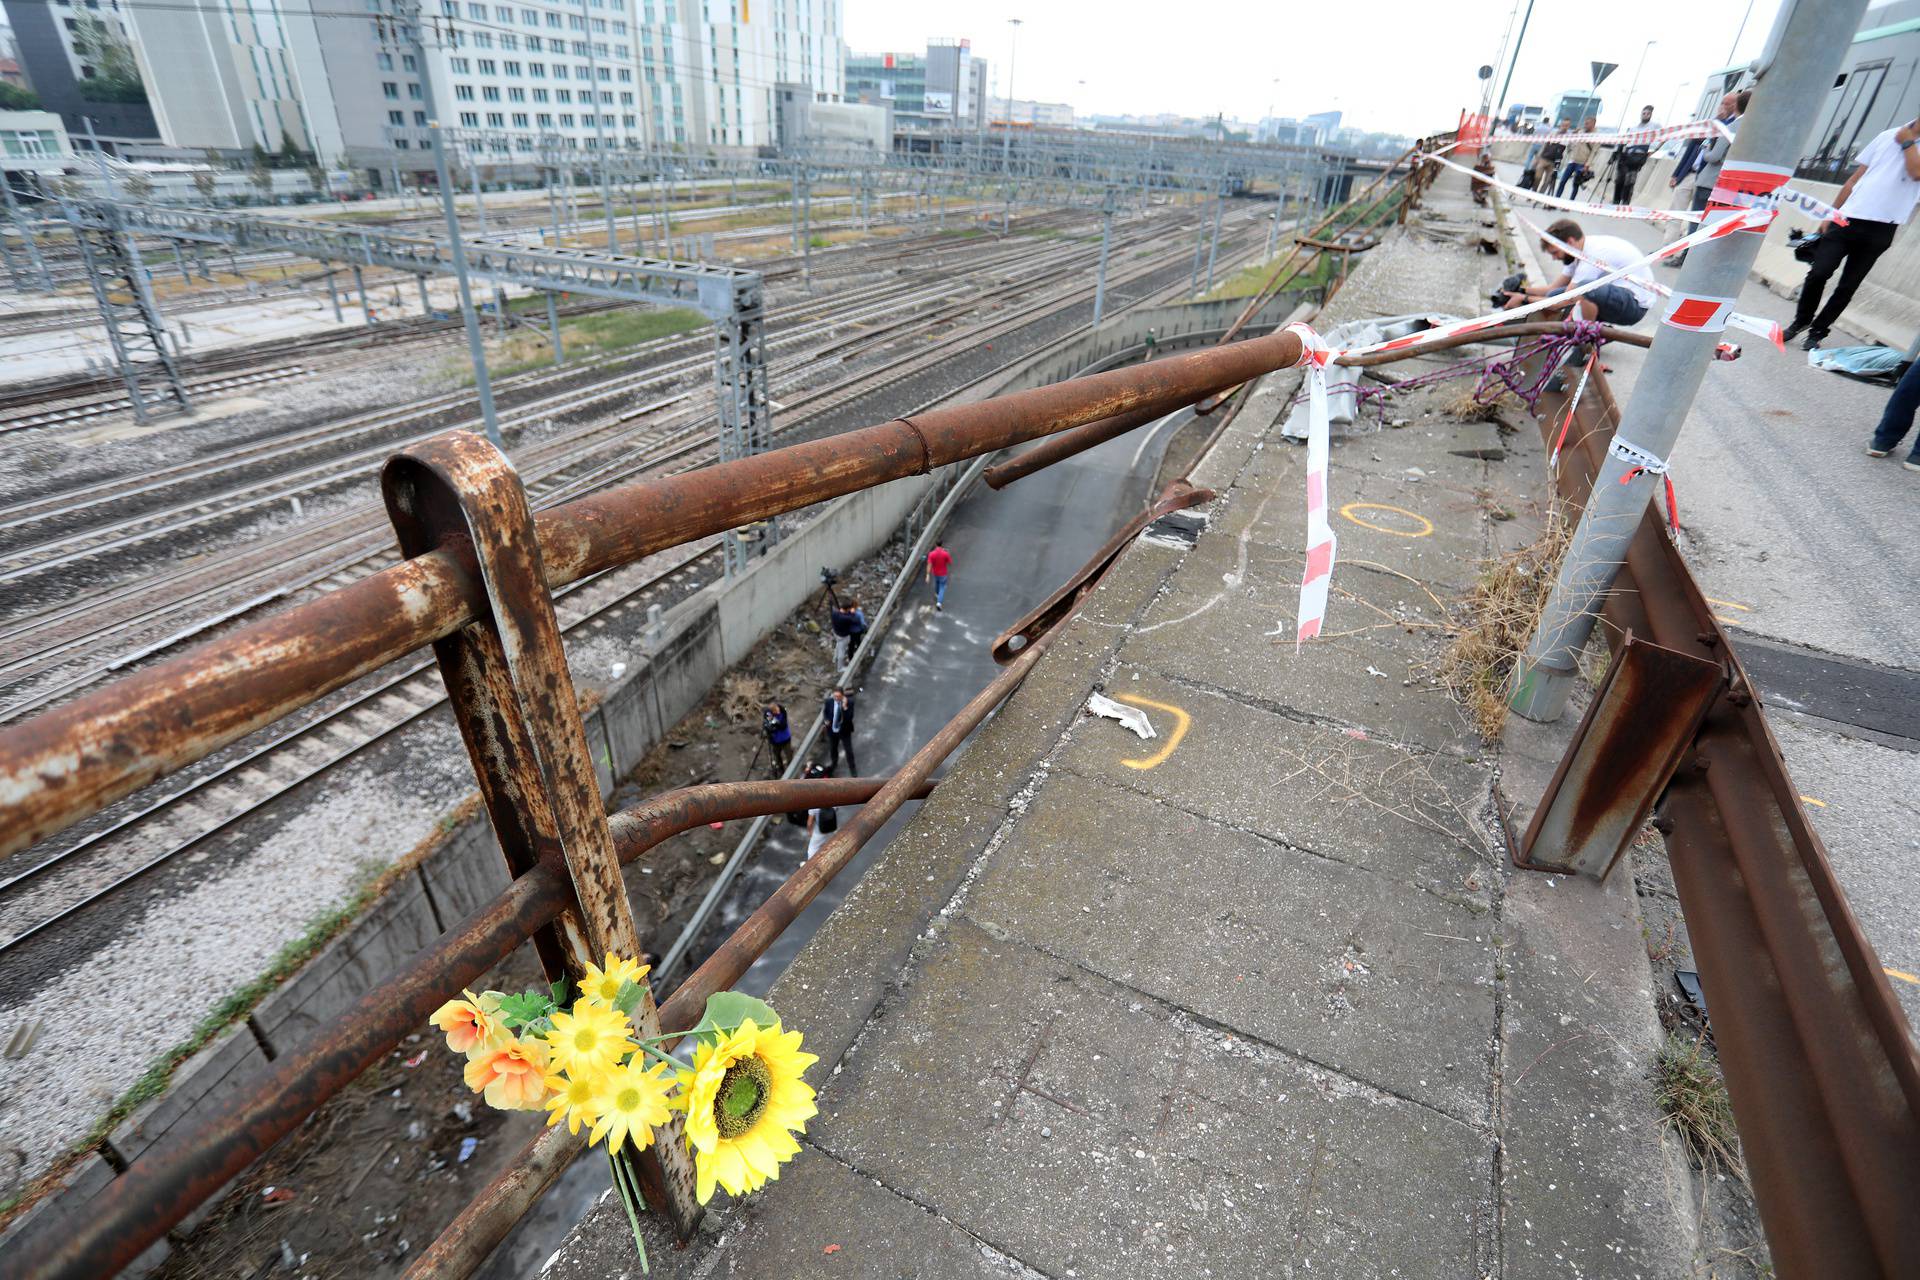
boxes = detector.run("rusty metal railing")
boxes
[0,321,1318,1280]
[1527,361,1920,1277]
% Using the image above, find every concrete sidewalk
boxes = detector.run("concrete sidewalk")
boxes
[543,167,1701,1279]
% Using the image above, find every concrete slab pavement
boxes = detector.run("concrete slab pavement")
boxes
[545,165,1705,1279]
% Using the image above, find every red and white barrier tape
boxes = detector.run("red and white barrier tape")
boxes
[1285,320,1338,648]
[1483,116,1731,148]
[1609,435,1680,531]
[1421,149,1848,229]
[1516,212,1785,350]
[1286,205,1771,644]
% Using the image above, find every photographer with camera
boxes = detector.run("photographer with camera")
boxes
[1609,106,1657,205]
[1499,218,1655,327]
[1785,114,1920,351]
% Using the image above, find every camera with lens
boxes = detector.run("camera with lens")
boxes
[819,566,839,587]
[1491,272,1526,310]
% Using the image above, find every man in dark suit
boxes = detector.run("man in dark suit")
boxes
[823,686,857,776]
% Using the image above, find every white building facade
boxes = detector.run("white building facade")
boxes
[66,0,845,173]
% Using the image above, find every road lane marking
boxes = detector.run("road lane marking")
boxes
[1706,596,1751,627]
[1799,795,1826,808]
[1885,967,1919,987]
[1115,694,1191,770]
[1339,502,1433,538]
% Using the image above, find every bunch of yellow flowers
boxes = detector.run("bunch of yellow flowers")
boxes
[430,955,816,1269]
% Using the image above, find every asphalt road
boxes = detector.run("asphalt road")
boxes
[1504,177,1920,1019]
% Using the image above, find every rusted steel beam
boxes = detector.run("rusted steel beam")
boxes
[983,401,1170,490]
[0,328,1308,862]
[402,1119,584,1280]
[1526,361,1920,1276]
[1516,633,1722,878]
[0,777,929,1280]
[383,435,698,1230]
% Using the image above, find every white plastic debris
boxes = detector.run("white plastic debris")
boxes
[1087,693,1155,740]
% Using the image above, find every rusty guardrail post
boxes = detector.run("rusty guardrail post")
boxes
[381,431,703,1236]
[1515,632,1722,879]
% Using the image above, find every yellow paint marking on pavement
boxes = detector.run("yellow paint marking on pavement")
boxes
[1339,502,1434,538]
[1885,967,1919,987]
[1115,694,1191,770]
[1705,596,1752,613]
[1800,795,1827,808]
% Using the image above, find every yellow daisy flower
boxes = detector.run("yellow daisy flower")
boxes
[546,999,638,1080]
[587,1058,675,1154]
[674,1018,818,1203]
[542,1068,607,1136]
[578,955,651,1007]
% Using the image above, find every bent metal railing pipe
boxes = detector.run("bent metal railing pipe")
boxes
[0,776,934,1280]
[408,578,1070,1280]
[0,326,1307,864]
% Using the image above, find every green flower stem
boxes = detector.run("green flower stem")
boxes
[606,1144,651,1274]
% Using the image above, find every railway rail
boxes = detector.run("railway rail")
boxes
[0,198,1270,967]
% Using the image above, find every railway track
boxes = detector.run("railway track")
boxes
[0,199,1270,962]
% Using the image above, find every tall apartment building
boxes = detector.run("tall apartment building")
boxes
[846,37,984,132]
[8,0,842,174]
[1,0,159,149]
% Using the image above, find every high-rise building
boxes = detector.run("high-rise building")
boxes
[846,37,984,132]
[8,0,844,173]
[1,0,158,150]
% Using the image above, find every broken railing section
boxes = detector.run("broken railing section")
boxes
[0,322,1318,1280]
[1523,362,1920,1278]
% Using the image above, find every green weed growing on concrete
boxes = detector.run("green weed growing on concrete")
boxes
[1653,1030,1746,1182]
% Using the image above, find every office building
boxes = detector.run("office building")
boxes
[989,97,1072,128]
[846,37,984,131]
[1,0,158,150]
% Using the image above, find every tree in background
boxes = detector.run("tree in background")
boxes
[0,83,42,111]
[73,16,148,104]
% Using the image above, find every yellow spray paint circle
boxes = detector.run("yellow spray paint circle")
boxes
[1339,502,1433,539]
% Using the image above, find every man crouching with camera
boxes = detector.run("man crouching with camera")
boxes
[1498,218,1657,327]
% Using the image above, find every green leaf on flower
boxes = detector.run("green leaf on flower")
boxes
[550,978,570,1008]
[611,978,647,1016]
[493,990,554,1030]
[689,991,779,1049]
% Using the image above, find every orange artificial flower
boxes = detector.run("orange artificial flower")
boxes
[463,1034,552,1111]
[430,989,507,1057]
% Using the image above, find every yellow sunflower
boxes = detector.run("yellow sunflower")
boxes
[674,1018,817,1203]
[578,955,651,1007]
[587,1057,675,1154]
[542,1068,607,1135]
[546,999,638,1080]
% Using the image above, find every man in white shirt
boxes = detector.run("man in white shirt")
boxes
[1787,117,1920,349]
[1501,218,1657,326]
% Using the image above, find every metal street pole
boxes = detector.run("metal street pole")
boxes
[428,123,504,448]
[1492,0,1536,124]
[1510,0,1866,721]
[585,39,619,251]
[1092,185,1115,324]
[1002,17,1022,170]
[1613,40,1656,132]
[1203,177,1225,292]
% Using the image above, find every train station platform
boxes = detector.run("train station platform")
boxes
[542,167,1700,1278]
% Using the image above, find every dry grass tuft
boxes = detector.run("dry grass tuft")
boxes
[1654,1031,1747,1183]
[718,672,769,724]
[1442,385,1519,422]
[1436,503,1573,740]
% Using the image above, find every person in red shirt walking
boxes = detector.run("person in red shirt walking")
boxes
[926,541,952,611]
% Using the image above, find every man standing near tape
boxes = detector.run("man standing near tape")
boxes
[1609,106,1658,205]
[1785,115,1920,350]
[1666,90,1746,263]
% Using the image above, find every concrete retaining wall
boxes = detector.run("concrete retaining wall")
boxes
[1,283,1311,1269]
[1489,139,1919,350]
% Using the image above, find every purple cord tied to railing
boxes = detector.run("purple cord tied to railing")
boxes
[1284,319,1614,426]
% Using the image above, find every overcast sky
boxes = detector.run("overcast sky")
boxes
[843,0,1792,134]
